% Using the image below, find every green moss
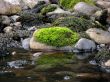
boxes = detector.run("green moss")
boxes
[53,16,105,32]
[33,27,79,47]
[41,4,57,15]
[59,0,95,9]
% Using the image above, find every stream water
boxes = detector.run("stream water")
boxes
[0,49,110,82]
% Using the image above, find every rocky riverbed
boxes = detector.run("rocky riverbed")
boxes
[1,0,110,82]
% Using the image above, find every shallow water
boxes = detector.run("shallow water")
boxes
[0,49,110,82]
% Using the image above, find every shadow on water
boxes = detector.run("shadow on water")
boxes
[0,49,110,82]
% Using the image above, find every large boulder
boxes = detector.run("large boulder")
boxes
[86,28,110,44]
[96,1,110,9]
[30,37,56,50]
[74,2,100,16]
[0,0,21,15]
[30,27,79,50]
[75,38,96,50]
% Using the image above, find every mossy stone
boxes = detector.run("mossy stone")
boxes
[33,27,79,47]
[59,0,95,9]
[53,16,105,32]
[41,4,57,15]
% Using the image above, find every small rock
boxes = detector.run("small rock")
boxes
[22,38,31,50]
[74,2,100,16]
[48,7,71,15]
[13,22,22,28]
[75,38,96,50]
[4,26,13,33]
[2,16,11,25]
[12,51,16,55]
[86,28,110,44]
[32,52,43,57]
[28,26,37,31]
[104,60,110,67]
[10,15,20,22]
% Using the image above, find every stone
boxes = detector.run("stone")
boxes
[96,1,110,9]
[104,60,110,67]
[10,15,20,22]
[21,0,49,9]
[74,2,100,16]
[48,7,71,15]
[86,28,110,44]
[2,16,11,25]
[0,0,21,15]
[75,38,96,50]
[30,37,56,50]
[22,38,31,50]
[13,22,22,28]
[3,26,13,33]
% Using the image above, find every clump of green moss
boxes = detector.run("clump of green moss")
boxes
[59,0,95,9]
[33,27,79,47]
[41,4,57,15]
[53,16,105,32]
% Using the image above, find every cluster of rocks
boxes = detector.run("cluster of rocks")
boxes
[1,0,110,69]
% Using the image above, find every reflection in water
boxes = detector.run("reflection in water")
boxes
[0,51,110,82]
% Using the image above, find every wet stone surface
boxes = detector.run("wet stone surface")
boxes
[0,50,110,82]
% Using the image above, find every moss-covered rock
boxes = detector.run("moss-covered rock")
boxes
[53,16,105,32]
[40,4,57,15]
[33,27,79,47]
[59,0,95,9]
[19,12,44,26]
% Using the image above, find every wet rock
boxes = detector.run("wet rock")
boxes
[75,38,96,50]
[74,2,100,16]
[0,0,21,15]
[3,26,13,33]
[22,38,30,50]
[86,28,110,44]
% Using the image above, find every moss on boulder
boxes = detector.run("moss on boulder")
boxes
[33,27,79,47]
[53,16,105,32]
[59,0,95,9]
